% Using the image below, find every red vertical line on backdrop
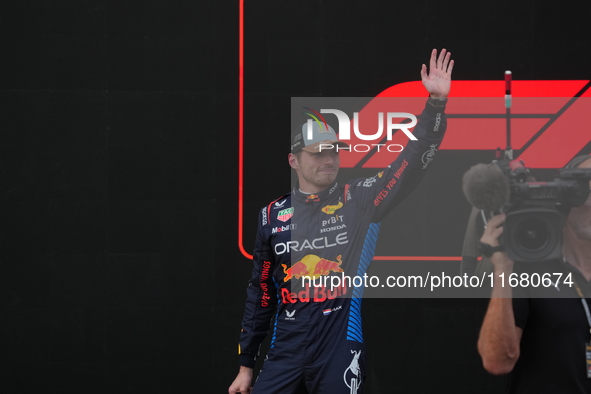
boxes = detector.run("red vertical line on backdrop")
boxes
[238,0,253,259]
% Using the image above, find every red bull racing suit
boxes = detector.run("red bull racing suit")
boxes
[238,99,447,393]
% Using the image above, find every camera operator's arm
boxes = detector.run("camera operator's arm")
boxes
[477,214,523,375]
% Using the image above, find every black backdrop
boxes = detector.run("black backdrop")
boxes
[0,1,590,393]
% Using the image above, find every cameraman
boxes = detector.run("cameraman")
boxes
[477,155,591,393]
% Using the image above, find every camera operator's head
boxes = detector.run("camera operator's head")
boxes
[564,156,591,243]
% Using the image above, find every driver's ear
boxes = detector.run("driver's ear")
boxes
[288,153,299,170]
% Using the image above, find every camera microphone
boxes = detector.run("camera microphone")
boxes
[462,162,510,214]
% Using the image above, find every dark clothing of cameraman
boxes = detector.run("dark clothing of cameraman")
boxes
[509,260,591,393]
[477,155,591,394]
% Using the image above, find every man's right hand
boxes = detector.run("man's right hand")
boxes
[481,213,514,271]
[480,213,505,247]
[228,366,253,394]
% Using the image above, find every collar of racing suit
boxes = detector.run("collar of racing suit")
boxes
[292,181,340,204]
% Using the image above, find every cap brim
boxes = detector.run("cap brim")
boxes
[301,140,349,153]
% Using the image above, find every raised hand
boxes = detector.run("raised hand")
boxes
[420,48,453,99]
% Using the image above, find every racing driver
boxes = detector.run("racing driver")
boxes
[229,49,454,394]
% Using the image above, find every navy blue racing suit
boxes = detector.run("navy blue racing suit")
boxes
[238,99,448,394]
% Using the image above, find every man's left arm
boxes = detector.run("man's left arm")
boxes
[352,49,453,221]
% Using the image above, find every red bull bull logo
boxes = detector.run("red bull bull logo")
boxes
[313,255,343,276]
[281,261,309,282]
[282,254,343,282]
[281,254,347,303]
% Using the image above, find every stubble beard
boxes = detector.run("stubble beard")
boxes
[303,170,337,191]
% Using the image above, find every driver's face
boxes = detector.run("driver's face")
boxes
[289,148,340,193]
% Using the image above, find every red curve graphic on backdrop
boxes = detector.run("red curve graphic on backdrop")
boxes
[238,2,591,259]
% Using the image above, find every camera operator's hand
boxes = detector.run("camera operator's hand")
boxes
[481,214,514,271]
[481,214,504,247]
